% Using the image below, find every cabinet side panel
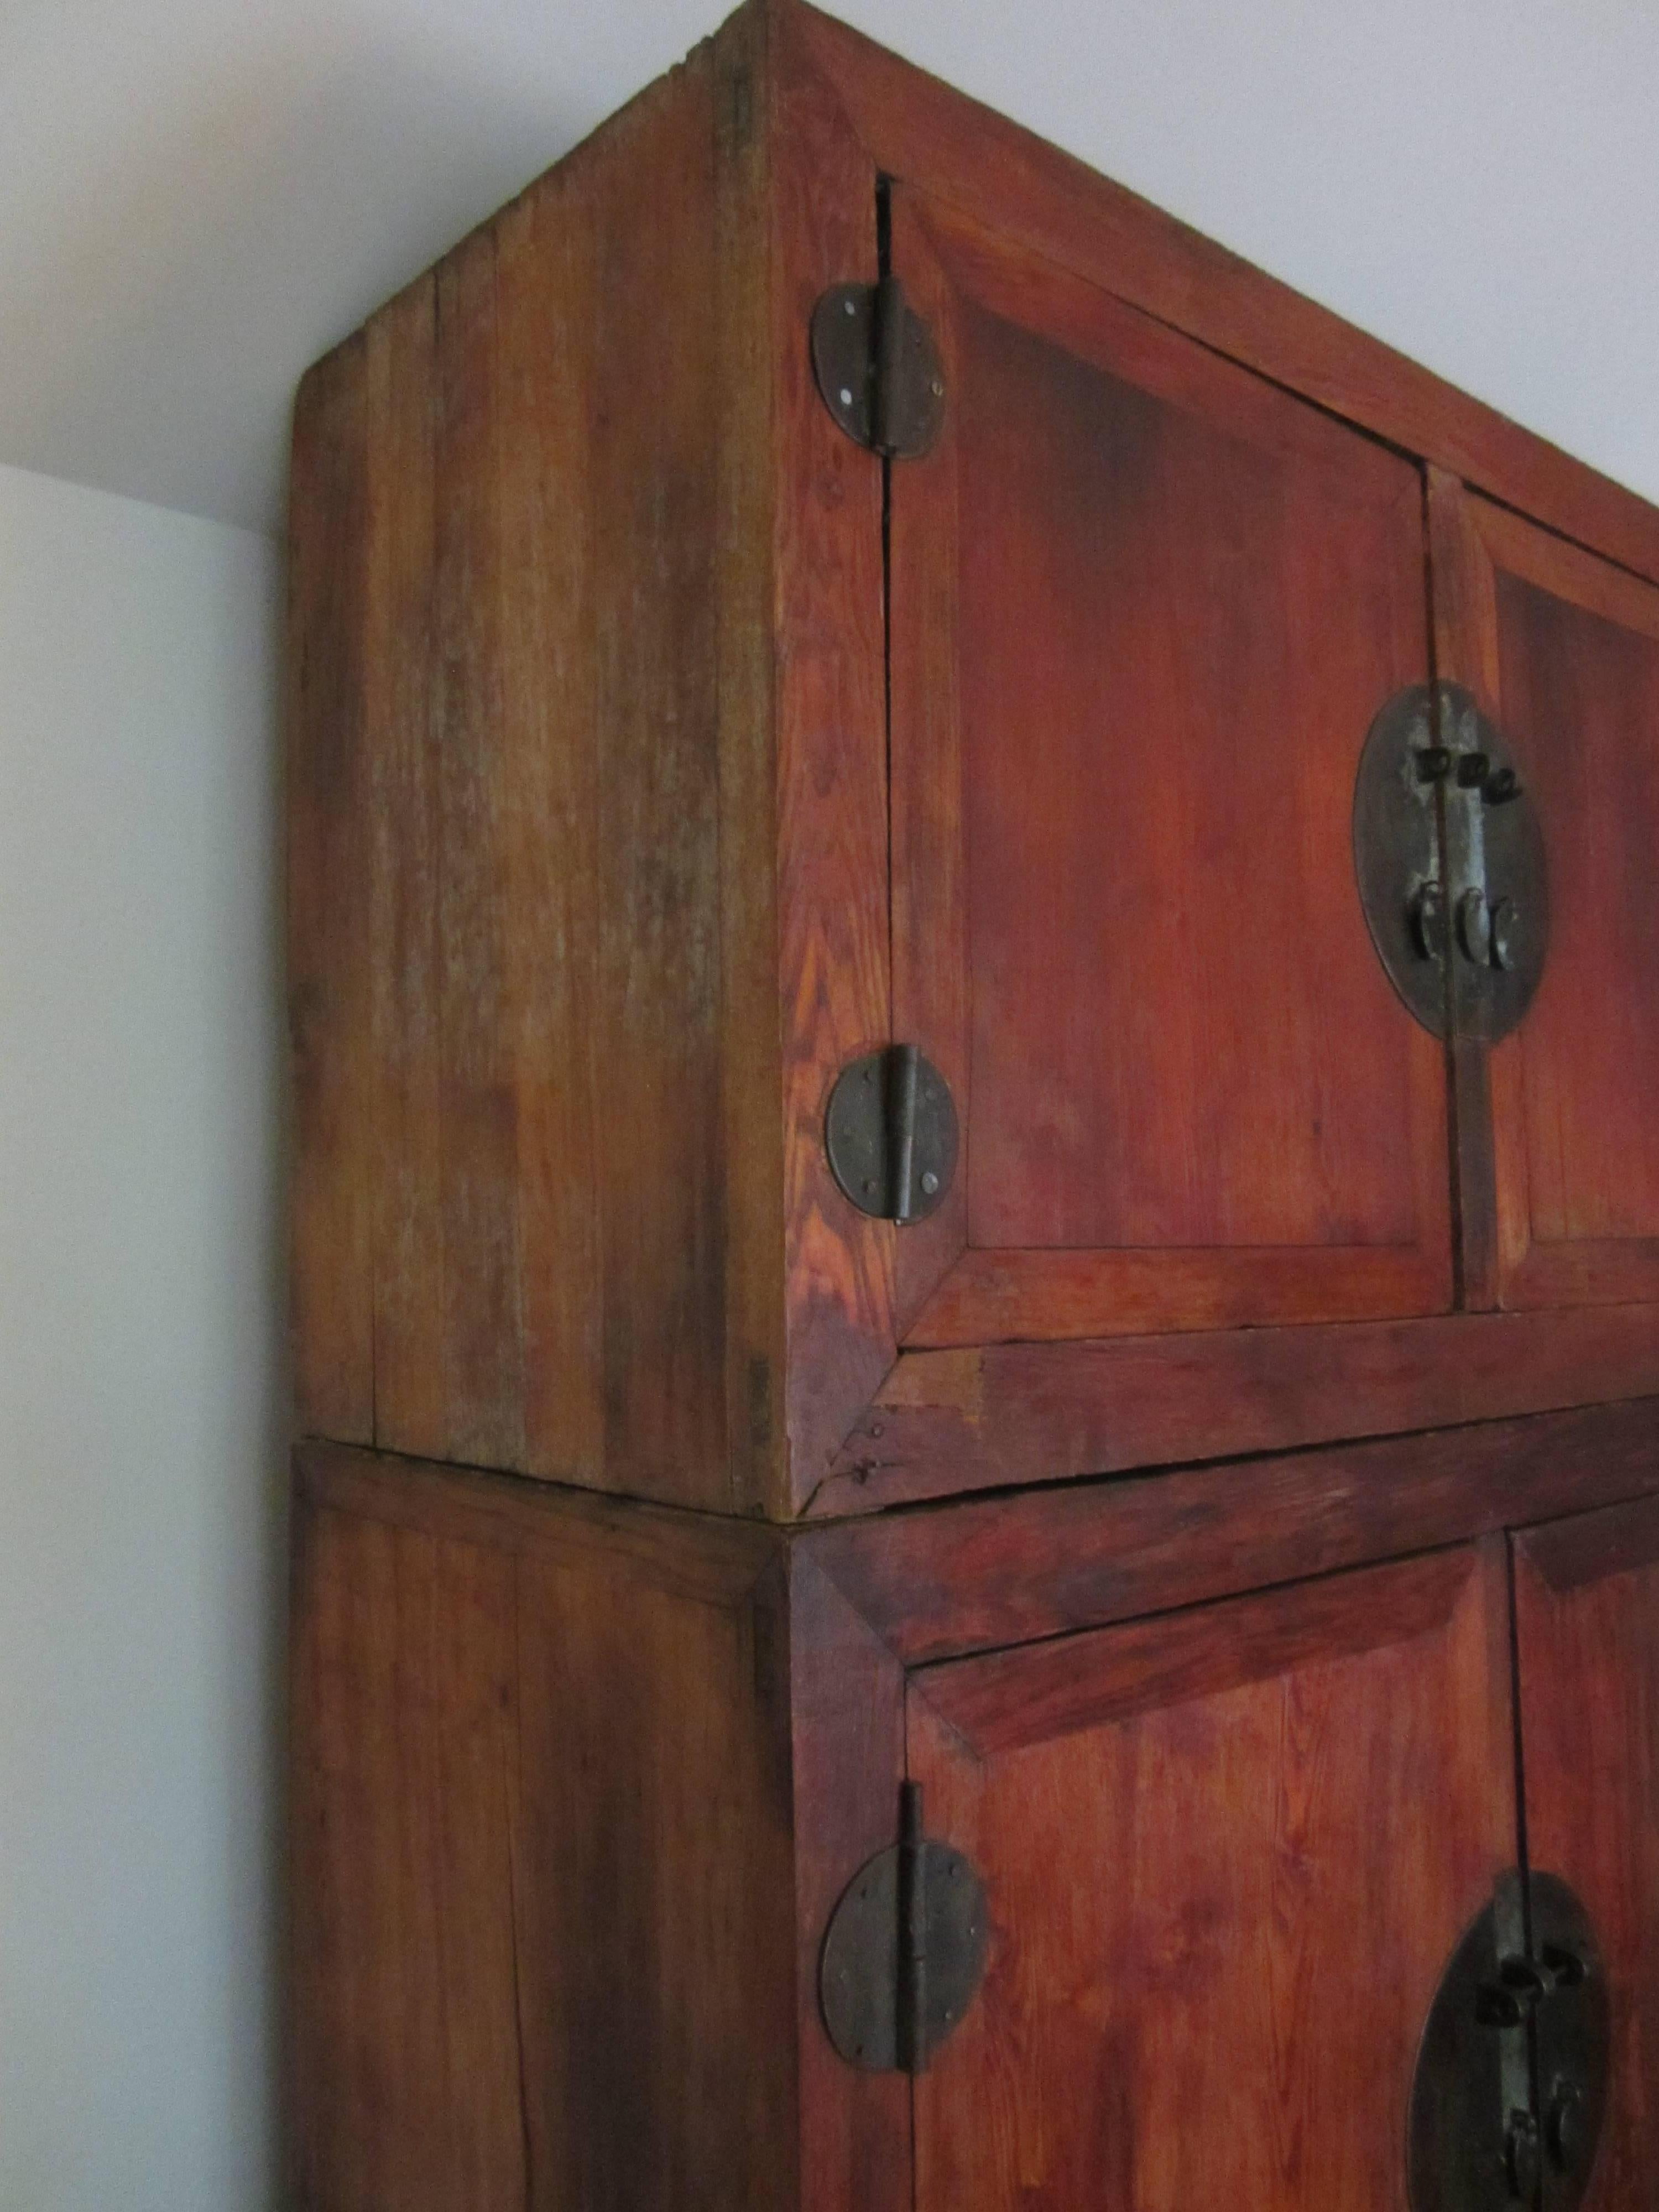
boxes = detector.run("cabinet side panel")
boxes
[513,1542,799,2209]
[290,1452,801,2210]
[289,338,375,1443]
[289,1490,527,2206]
[289,34,767,1505]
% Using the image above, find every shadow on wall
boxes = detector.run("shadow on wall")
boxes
[0,37,602,530]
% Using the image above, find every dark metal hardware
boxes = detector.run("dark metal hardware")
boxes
[811,278,946,459]
[825,1046,958,1224]
[1530,1877,1609,2208]
[819,1782,988,2074]
[1505,2111,1542,2203]
[1354,684,1548,1045]
[1410,1872,1608,2212]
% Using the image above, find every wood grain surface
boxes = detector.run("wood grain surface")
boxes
[908,1542,1516,2211]
[1514,1493,1659,2212]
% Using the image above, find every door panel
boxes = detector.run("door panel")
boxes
[889,187,1451,1349]
[1433,486,1659,1310]
[907,1542,1515,2211]
[1514,1493,1659,2207]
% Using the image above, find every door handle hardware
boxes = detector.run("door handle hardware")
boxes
[1410,1870,1608,2211]
[1354,684,1548,1044]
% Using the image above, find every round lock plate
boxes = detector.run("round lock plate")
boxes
[1354,683,1548,1044]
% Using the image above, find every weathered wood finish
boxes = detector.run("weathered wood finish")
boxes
[290,1444,797,2211]
[294,1391,1659,2208]
[290,0,1659,1522]
[1514,1494,1659,2210]
[289,17,784,1509]
[816,1300,1659,1514]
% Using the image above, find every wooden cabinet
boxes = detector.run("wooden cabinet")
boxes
[286,2,1659,2204]
[294,1415,1659,2210]
[288,0,1659,1528]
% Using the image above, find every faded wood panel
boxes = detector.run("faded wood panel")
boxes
[909,1543,1516,2212]
[713,3,789,1515]
[289,337,375,1443]
[289,1492,526,2209]
[291,1445,800,2211]
[512,1531,797,2209]
[292,37,751,1506]
[589,51,728,1490]
[365,278,447,1453]
[493,166,606,1483]
[1514,1495,1659,2210]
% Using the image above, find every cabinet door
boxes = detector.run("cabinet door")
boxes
[907,1543,1515,2210]
[1433,482,1659,1311]
[886,187,1452,1351]
[1514,1493,1659,2205]
[911,1540,1522,2212]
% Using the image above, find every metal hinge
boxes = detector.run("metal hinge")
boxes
[819,1782,988,2073]
[811,276,946,458]
[825,1044,959,1225]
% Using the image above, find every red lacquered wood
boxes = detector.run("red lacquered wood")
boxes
[887,186,1450,1353]
[907,1542,1516,2211]
[1514,1493,1659,2209]
[807,1393,1659,1666]
[816,1302,1659,1514]
[1434,486,1659,1314]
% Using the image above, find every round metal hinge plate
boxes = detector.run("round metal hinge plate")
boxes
[819,1834,988,2073]
[811,278,946,460]
[1354,683,1548,1044]
[825,1046,958,1225]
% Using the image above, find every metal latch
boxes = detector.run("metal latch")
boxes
[1408,1870,1608,2210]
[1354,683,1548,1044]
[825,1044,958,1225]
[819,1782,988,2073]
[811,276,946,458]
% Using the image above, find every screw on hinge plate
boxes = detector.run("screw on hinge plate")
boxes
[825,1045,958,1225]
[818,1781,988,2074]
[810,277,946,458]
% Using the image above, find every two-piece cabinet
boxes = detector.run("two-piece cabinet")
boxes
[286,3,1659,2204]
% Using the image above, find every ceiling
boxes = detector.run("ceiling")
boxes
[3,0,1656,538]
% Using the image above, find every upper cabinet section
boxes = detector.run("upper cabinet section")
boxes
[289,0,1659,1522]
[884,187,1448,1354]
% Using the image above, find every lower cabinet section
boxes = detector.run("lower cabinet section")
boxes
[289,1408,1659,2210]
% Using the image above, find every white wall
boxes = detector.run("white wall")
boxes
[0,462,283,2211]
